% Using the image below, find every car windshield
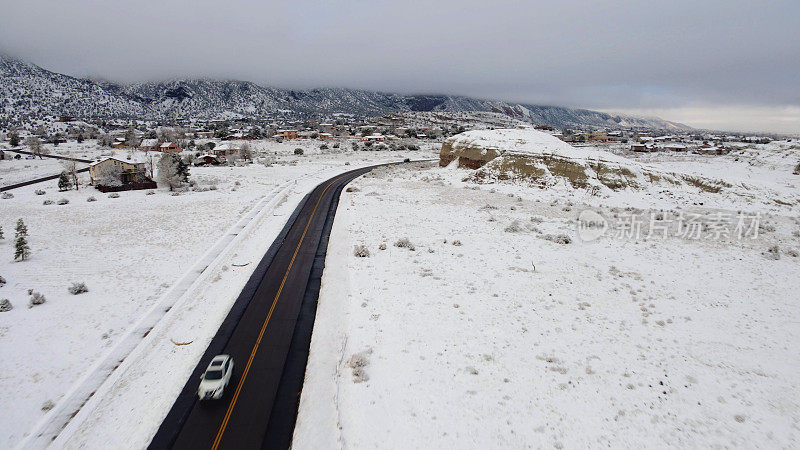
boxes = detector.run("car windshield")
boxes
[204,369,223,380]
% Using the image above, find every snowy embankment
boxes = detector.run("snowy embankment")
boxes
[0,143,431,448]
[295,161,800,448]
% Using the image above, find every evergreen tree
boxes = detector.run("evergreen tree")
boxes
[9,131,20,147]
[14,219,30,261]
[58,171,72,191]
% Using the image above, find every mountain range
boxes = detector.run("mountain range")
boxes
[0,54,691,131]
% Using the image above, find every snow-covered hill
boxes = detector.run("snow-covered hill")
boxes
[0,54,691,131]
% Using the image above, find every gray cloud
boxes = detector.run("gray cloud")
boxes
[1,0,798,132]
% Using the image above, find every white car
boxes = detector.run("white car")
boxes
[198,354,234,400]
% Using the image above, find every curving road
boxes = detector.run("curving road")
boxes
[149,163,395,449]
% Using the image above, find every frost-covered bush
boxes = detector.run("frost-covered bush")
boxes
[530,216,544,224]
[1,192,13,199]
[108,192,120,198]
[43,199,54,205]
[0,275,5,286]
[0,299,12,312]
[353,244,370,258]
[787,248,799,258]
[394,237,415,251]
[87,196,97,202]
[294,148,304,155]
[320,144,329,150]
[145,190,156,195]
[35,189,46,195]
[68,282,89,295]
[504,221,524,233]
[452,240,462,246]
[378,243,387,250]
[543,234,572,244]
[41,400,54,412]
[764,245,781,260]
[57,198,69,205]
[28,291,46,308]
[345,186,359,192]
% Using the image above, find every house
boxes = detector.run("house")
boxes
[298,131,315,139]
[319,123,335,134]
[159,142,182,153]
[319,132,334,140]
[631,143,651,152]
[195,153,220,166]
[139,139,160,151]
[111,137,127,149]
[363,134,386,142]
[276,129,298,139]
[89,156,155,190]
[212,143,241,160]
[196,131,214,139]
[664,144,688,152]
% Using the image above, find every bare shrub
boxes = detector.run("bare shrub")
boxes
[0,298,12,312]
[146,190,156,195]
[504,220,524,233]
[452,240,462,246]
[294,148,304,155]
[348,349,372,383]
[68,282,89,295]
[787,248,799,258]
[543,234,572,244]
[378,243,387,250]
[353,244,370,258]
[57,198,69,205]
[41,400,54,412]
[28,291,46,308]
[0,275,5,286]
[108,193,120,198]
[763,245,781,260]
[1,192,13,199]
[87,196,97,202]
[43,199,54,205]
[35,189,46,195]
[394,237,415,251]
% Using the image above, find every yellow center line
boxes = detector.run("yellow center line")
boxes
[210,170,359,450]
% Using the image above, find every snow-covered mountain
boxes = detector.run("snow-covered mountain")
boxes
[0,54,691,130]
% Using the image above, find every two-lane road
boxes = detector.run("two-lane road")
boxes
[150,164,387,449]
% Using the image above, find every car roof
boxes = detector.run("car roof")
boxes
[207,354,230,367]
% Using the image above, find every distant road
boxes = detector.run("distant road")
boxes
[3,148,94,163]
[149,161,406,449]
[0,148,92,191]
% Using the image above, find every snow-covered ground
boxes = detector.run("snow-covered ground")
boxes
[0,139,432,448]
[295,144,800,447]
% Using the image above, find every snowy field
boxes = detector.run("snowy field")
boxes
[0,139,432,448]
[295,147,800,448]
[0,155,88,187]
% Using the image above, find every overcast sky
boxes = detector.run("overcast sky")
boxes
[2,0,798,133]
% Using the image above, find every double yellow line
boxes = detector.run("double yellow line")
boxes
[210,170,359,450]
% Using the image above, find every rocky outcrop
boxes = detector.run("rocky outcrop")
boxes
[440,128,732,193]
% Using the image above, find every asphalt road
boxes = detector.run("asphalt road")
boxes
[149,164,388,450]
